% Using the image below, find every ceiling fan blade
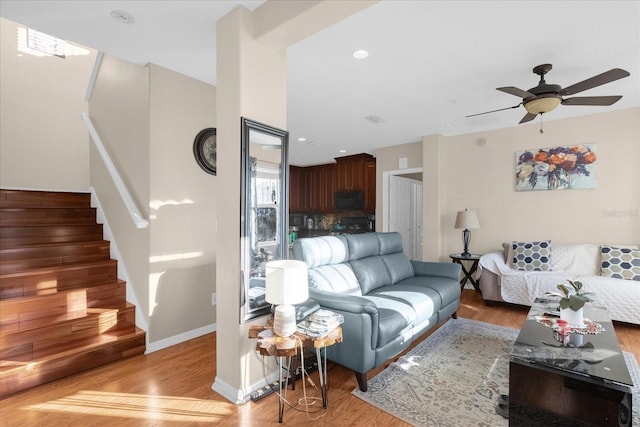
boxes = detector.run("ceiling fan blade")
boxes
[497,86,535,98]
[465,103,522,118]
[561,95,623,106]
[560,68,630,96]
[519,113,537,124]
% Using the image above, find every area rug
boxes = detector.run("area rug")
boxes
[352,318,640,427]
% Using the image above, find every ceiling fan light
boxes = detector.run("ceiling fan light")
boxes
[523,96,561,115]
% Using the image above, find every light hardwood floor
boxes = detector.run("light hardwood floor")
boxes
[1,290,638,426]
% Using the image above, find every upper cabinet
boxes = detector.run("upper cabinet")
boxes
[289,166,306,213]
[308,163,336,212]
[335,153,372,191]
[290,153,375,214]
[363,157,376,212]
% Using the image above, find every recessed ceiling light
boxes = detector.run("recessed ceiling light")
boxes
[297,137,306,142]
[352,49,369,59]
[339,149,347,153]
[111,10,136,25]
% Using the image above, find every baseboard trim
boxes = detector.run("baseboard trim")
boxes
[212,367,280,405]
[147,323,217,354]
[212,376,252,405]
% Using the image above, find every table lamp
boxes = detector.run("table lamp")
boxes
[265,259,309,337]
[454,209,480,257]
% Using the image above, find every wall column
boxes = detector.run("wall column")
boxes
[213,1,376,403]
[422,134,444,261]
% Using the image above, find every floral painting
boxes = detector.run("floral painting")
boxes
[515,144,597,191]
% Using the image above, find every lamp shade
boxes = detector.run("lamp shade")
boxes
[454,210,480,230]
[265,260,309,306]
[523,96,561,115]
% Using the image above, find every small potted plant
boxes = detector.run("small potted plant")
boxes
[545,280,595,327]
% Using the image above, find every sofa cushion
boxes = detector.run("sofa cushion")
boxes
[294,235,348,268]
[511,240,551,271]
[350,256,392,294]
[551,244,600,275]
[308,264,362,295]
[347,233,380,260]
[369,285,437,331]
[601,245,640,281]
[376,232,415,283]
[377,232,404,255]
[396,276,460,308]
[360,295,413,347]
[381,252,415,284]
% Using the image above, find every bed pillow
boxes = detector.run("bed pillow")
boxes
[511,240,551,271]
[600,246,640,281]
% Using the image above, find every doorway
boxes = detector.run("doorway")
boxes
[382,168,423,260]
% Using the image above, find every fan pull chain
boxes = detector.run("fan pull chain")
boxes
[539,114,544,134]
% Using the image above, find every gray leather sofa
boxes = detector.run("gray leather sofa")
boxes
[292,232,461,391]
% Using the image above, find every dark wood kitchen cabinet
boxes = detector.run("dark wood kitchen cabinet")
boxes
[303,164,336,212]
[321,164,337,210]
[289,166,307,212]
[363,158,376,212]
[289,153,375,213]
[335,153,373,191]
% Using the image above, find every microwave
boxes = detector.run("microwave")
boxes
[335,190,364,210]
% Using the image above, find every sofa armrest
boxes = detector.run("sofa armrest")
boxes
[309,288,380,350]
[479,250,516,276]
[411,260,461,281]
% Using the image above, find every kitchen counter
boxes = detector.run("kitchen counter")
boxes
[296,228,370,239]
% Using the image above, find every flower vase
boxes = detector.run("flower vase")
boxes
[560,307,584,328]
[548,169,569,190]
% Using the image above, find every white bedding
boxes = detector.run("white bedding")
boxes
[479,246,640,325]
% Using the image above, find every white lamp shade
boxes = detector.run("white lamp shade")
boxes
[454,210,480,230]
[265,259,309,306]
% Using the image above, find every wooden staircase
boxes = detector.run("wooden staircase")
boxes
[0,189,146,398]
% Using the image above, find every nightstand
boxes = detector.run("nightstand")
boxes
[449,253,482,294]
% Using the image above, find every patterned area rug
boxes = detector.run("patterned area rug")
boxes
[352,318,640,426]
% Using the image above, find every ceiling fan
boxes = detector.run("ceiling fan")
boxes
[467,64,630,124]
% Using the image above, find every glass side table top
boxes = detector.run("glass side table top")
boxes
[511,298,633,387]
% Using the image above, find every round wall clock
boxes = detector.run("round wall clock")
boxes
[193,128,217,175]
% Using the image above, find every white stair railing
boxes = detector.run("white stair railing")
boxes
[81,113,149,229]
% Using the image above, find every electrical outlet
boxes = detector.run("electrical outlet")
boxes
[211,293,217,305]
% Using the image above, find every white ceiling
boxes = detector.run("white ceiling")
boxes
[2,1,639,166]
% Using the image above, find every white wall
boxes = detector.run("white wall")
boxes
[90,56,220,349]
[376,108,640,261]
[0,18,96,191]
[213,0,376,403]
[441,108,640,256]
[148,64,217,343]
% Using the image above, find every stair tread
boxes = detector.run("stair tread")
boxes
[0,327,145,371]
[0,222,98,226]
[0,190,91,208]
[0,240,109,251]
[0,277,124,300]
[51,278,126,293]
[0,259,117,280]
[0,254,112,275]
[0,304,134,335]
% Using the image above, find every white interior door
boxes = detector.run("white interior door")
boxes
[389,175,423,260]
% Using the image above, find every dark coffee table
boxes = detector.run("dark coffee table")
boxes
[509,298,633,426]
